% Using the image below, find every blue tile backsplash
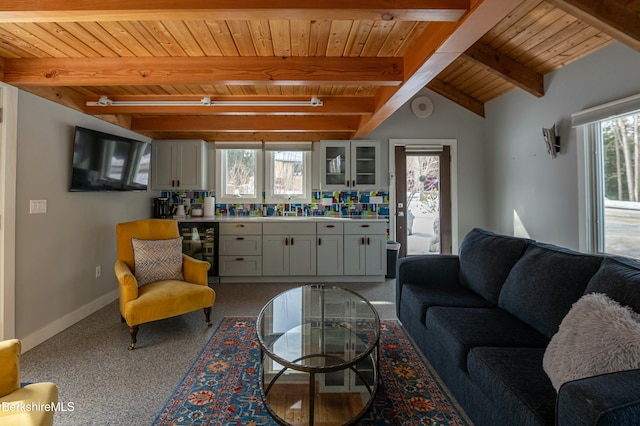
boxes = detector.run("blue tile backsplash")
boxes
[161,190,390,218]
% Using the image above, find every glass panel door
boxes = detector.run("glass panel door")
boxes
[406,153,441,255]
[324,145,347,187]
[353,145,376,186]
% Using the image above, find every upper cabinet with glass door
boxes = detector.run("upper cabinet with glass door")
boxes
[320,140,381,191]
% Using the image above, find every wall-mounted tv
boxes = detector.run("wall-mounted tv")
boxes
[70,126,151,192]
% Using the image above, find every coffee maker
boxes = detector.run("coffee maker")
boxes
[153,197,169,218]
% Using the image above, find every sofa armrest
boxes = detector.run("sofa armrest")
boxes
[396,255,460,316]
[182,254,211,285]
[557,369,640,425]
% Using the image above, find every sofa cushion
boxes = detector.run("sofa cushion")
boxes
[543,293,640,391]
[585,256,640,313]
[468,347,556,426]
[400,282,494,327]
[498,242,603,338]
[425,307,549,373]
[458,228,530,305]
[132,237,185,286]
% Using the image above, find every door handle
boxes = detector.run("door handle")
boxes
[318,238,322,246]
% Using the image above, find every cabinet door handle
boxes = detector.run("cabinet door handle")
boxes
[361,224,370,228]
[235,257,244,261]
[361,237,365,245]
[235,224,245,228]
[236,237,245,240]
[285,237,289,246]
[326,225,335,228]
[352,180,356,187]
[367,237,370,245]
[318,238,322,246]
[171,179,175,187]
[346,180,350,187]
[291,237,294,245]
[177,180,180,187]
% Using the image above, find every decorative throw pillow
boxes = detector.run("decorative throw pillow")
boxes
[131,237,184,286]
[543,293,640,391]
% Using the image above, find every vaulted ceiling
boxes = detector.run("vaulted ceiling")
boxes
[0,1,638,142]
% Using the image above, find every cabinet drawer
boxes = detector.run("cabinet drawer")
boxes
[263,222,316,235]
[218,256,262,276]
[219,222,262,235]
[316,222,344,235]
[219,235,262,256]
[344,221,387,235]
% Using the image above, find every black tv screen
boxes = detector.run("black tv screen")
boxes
[70,126,151,191]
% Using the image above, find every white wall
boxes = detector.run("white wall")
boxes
[367,87,488,243]
[484,42,640,249]
[15,91,156,348]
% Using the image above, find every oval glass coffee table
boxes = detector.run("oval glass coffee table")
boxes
[256,284,380,426]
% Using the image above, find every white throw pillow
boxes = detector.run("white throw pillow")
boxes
[131,237,184,286]
[543,293,640,391]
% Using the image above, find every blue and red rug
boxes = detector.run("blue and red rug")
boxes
[154,317,469,425]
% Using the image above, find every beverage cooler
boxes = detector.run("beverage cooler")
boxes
[178,222,219,278]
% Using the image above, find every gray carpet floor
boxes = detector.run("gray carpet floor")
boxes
[19,280,397,425]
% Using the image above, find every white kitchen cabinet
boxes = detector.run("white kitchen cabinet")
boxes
[316,222,344,276]
[343,222,386,276]
[218,221,262,277]
[151,140,207,190]
[320,140,381,191]
[262,222,316,276]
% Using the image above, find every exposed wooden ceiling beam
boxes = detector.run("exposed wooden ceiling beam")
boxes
[462,42,544,97]
[131,115,359,132]
[427,78,485,117]
[546,0,640,51]
[143,132,355,142]
[2,57,403,87]
[83,95,375,116]
[0,0,469,22]
[353,0,527,138]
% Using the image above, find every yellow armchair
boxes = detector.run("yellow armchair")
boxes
[115,219,216,350]
[0,339,58,426]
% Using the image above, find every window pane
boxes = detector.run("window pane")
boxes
[273,151,304,196]
[224,149,256,197]
[599,112,640,258]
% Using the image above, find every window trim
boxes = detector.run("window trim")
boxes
[576,97,640,255]
[264,150,312,204]
[215,146,263,204]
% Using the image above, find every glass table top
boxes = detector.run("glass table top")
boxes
[257,285,380,370]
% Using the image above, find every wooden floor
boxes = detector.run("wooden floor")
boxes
[266,383,365,426]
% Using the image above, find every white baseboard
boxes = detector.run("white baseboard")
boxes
[21,289,119,353]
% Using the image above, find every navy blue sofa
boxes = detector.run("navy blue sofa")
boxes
[396,228,640,426]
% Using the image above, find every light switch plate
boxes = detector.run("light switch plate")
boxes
[29,200,47,214]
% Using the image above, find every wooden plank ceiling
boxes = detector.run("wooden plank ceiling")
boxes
[0,0,637,142]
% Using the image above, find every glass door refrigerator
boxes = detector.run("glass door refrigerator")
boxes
[178,222,219,279]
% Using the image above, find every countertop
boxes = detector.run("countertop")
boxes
[174,216,388,223]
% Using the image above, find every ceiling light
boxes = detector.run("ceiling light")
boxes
[86,96,323,108]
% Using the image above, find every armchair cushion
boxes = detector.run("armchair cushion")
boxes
[132,237,184,286]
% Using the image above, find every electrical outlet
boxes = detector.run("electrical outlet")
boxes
[95,265,101,278]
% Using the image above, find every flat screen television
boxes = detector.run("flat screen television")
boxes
[70,126,151,191]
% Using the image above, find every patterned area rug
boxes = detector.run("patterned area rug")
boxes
[154,317,469,425]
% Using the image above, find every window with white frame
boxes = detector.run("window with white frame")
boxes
[264,142,312,203]
[215,143,263,203]
[575,95,640,259]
